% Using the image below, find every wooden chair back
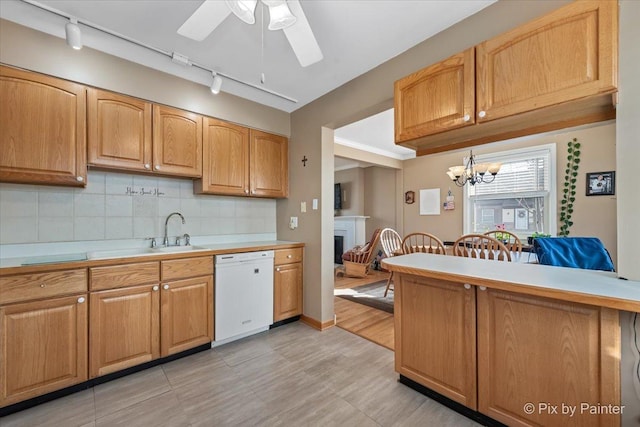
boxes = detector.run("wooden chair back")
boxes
[484,230,523,254]
[453,234,511,261]
[380,228,403,257]
[402,232,446,255]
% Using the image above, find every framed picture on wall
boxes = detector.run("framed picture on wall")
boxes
[405,191,415,204]
[586,171,615,196]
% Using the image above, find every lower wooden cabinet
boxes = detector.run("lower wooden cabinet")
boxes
[477,288,620,427]
[90,284,160,378]
[394,274,477,408]
[161,276,214,356]
[0,294,88,407]
[394,273,622,427]
[273,248,303,322]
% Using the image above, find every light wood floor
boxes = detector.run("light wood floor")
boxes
[1,322,480,426]
[334,269,395,351]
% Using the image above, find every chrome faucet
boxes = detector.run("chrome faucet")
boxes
[163,212,185,246]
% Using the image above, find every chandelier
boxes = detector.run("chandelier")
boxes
[446,150,501,187]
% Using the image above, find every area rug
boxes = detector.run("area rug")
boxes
[336,280,393,314]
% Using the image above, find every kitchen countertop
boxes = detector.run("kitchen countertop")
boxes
[0,240,303,274]
[382,253,640,312]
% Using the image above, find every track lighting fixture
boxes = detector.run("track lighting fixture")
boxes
[210,72,223,94]
[65,18,82,50]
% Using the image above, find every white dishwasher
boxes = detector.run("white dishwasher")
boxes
[214,250,274,346]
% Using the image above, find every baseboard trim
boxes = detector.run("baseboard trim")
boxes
[300,314,335,330]
[398,375,508,427]
[0,343,211,417]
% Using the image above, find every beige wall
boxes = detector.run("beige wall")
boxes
[364,167,398,238]
[334,168,365,216]
[402,123,617,262]
[617,1,640,425]
[278,0,571,323]
[0,19,289,136]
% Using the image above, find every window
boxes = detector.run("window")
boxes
[463,144,556,238]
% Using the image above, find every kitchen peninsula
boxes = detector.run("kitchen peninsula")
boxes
[382,253,640,427]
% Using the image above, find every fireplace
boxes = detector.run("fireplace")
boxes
[334,235,344,264]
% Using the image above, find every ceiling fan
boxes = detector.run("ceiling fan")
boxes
[177,0,323,67]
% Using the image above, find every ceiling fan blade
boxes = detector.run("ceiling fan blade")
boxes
[282,0,323,67]
[177,0,232,41]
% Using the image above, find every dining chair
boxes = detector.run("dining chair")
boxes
[379,228,403,297]
[453,234,511,261]
[401,232,447,255]
[484,230,523,255]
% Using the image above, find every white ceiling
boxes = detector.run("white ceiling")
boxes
[334,108,415,161]
[0,0,495,113]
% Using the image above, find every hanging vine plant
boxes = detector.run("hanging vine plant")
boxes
[559,138,580,236]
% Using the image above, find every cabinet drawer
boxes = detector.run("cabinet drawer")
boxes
[161,256,213,281]
[90,262,160,291]
[274,248,303,265]
[0,269,87,305]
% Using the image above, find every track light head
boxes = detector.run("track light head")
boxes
[210,72,223,94]
[65,18,82,50]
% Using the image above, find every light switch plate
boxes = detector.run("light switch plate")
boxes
[312,199,318,210]
[301,202,307,213]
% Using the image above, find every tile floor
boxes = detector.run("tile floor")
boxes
[0,322,480,427]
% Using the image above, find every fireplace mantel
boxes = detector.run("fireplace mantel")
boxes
[334,216,369,253]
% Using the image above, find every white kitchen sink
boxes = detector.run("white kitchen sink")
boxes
[87,248,156,260]
[151,245,207,253]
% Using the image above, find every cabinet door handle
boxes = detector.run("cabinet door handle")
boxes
[153,285,159,291]
[76,176,84,182]
[276,267,281,272]
[463,114,470,122]
[163,284,169,290]
[40,283,46,288]
[464,284,471,290]
[478,110,487,118]
[245,189,249,194]
[479,286,487,291]
[154,165,161,171]
[77,297,85,304]
[144,163,151,170]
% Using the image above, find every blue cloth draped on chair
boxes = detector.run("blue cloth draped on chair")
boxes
[533,237,615,272]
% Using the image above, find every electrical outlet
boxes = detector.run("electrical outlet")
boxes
[312,199,318,210]
[301,202,306,213]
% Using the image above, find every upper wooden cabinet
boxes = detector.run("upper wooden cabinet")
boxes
[395,48,475,143]
[152,105,202,177]
[476,0,617,123]
[250,130,288,198]
[87,88,152,172]
[194,118,250,196]
[0,65,87,186]
[395,0,618,155]
[87,91,202,178]
[195,124,288,198]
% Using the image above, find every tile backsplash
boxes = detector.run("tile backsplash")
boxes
[0,171,276,245]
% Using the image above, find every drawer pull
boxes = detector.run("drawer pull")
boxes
[463,284,471,290]
[153,285,159,291]
[287,255,292,259]
[77,297,85,304]
[163,284,169,290]
[40,284,46,288]
[276,267,281,272]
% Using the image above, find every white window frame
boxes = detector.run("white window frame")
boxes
[463,143,557,237]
